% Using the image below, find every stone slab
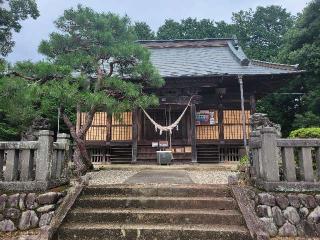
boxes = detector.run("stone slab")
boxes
[125,170,194,184]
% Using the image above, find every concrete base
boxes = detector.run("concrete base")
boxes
[0,178,69,192]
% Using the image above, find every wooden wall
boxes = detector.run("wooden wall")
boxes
[79,112,110,141]
[111,112,132,141]
[80,109,250,143]
[79,112,132,141]
[196,110,250,140]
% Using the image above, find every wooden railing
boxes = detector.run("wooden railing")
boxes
[250,127,320,191]
[0,131,70,191]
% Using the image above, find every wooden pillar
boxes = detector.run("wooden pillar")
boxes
[132,108,138,163]
[106,113,112,163]
[238,75,247,149]
[250,94,256,114]
[107,113,112,142]
[217,94,224,143]
[190,104,197,163]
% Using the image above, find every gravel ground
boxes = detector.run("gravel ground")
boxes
[88,169,239,185]
[187,170,239,184]
[89,170,139,185]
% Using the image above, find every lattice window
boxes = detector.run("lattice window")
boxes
[111,112,132,141]
[196,125,219,140]
[89,148,108,164]
[224,110,250,140]
[80,112,109,141]
[220,147,241,161]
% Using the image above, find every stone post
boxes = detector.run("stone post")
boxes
[56,133,70,179]
[4,150,19,181]
[35,130,54,181]
[249,130,262,178]
[299,147,314,182]
[260,127,280,182]
[20,150,33,181]
[316,147,320,180]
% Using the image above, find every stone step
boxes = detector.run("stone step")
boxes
[83,185,231,197]
[65,208,245,225]
[57,223,251,240]
[76,196,237,210]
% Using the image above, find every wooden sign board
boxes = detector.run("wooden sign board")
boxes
[159,141,169,147]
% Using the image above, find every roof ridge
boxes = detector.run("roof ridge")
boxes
[227,40,249,66]
[251,59,300,71]
[137,38,234,43]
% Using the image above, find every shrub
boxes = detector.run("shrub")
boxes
[289,128,320,138]
[239,155,249,165]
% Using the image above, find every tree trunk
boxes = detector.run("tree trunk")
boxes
[72,146,86,176]
[61,108,95,175]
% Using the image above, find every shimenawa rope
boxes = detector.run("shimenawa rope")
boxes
[140,96,195,135]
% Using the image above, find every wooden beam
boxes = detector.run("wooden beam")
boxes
[132,108,138,163]
[190,104,197,163]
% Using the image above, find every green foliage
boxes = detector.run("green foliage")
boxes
[289,128,320,138]
[239,155,249,166]
[134,21,155,40]
[256,89,303,136]
[232,6,294,61]
[0,0,39,57]
[257,0,320,135]
[293,112,320,129]
[156,18,233,40]
[0,5,164,140]
[0,76,40,139]
[155,6,293,62]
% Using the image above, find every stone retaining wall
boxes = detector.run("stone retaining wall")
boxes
[247,189,320,238]
[0,191,66,233]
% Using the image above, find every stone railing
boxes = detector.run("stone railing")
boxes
[0,130,70,191]
[250,127,320,191]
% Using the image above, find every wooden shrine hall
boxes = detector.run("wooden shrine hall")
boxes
[77,38,303,164]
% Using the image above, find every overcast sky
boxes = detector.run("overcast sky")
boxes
[6,0,310,63]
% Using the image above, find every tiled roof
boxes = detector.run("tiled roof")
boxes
[138,38,303,78]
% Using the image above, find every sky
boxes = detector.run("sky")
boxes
[6,0,310,63]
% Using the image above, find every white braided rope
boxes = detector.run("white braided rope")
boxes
[141,96,194,135]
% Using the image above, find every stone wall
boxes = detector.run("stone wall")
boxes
[248,189,320,237]
[0,191,66,232]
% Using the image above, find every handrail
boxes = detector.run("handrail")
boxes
[277,139,320,147]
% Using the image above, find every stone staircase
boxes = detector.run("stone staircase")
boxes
[56,185,251,240]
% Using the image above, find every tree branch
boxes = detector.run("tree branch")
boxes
[5,71,64,84]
